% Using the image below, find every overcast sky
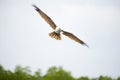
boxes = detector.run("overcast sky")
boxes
[0,0,120,78]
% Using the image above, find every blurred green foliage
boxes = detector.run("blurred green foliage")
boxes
[0,64,119,80]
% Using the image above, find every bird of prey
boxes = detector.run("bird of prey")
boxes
[33,4,88,47]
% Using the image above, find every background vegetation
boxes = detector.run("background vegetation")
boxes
[0,65,119,80]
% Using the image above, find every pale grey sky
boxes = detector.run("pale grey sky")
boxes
[0,0,120,78]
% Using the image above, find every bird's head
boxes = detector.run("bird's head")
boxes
[55,27,62,34]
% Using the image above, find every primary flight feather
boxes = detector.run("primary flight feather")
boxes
[33,4,88,47]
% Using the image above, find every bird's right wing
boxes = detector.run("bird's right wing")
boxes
[62,30,89,47]
[33,4,57,30]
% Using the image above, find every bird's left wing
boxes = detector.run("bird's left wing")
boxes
[62,30,89,47]
[33,4,57,30]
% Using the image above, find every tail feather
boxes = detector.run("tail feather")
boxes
[49,31,61,40]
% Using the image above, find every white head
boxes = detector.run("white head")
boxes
[55,27,62,34]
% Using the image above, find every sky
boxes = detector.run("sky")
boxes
[0,0,120,78]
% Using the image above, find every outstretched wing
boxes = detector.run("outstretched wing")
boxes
[33,4,57,30]
[62,30,89,47]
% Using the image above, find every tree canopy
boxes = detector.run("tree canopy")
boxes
[0,65,119,80]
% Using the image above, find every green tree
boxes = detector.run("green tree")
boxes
[55,67,74,80]
[77,76,89,80]
[0,65,15,80]
[14,65,31,80]
[34,69,42,80]
[0,65,5,80]
[43,66,75,80]
[0,64,119,80]
[117,77,120,80]
[98,75,112,80]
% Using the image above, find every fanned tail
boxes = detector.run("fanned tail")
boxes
[49,31,61,40]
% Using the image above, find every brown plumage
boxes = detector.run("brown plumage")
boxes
[49,31,61,40]
[62,30,89,47]
[33,4,88,47]
[32,4,57,30]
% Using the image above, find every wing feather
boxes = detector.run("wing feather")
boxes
[33,4,57,30]
[62,30,88,47]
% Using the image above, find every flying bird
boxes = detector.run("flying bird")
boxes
[32,4,88,47]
